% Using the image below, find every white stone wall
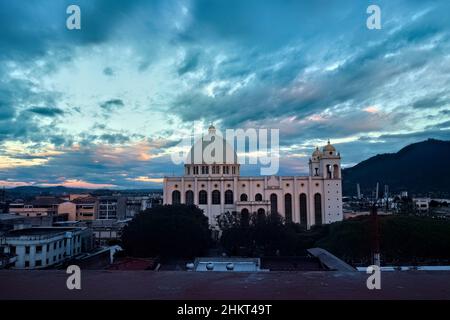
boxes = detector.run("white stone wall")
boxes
[164,172,343,228]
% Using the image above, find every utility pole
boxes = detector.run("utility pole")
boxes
[371,183,381,267]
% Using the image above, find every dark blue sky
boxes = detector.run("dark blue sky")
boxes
[0,0,449,188]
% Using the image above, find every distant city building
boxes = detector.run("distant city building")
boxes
[9,196,65,219]
[164,126,343,228]
[0,227,92,269]
[90,219,131,245]
[414,198,430,213]
[58,196,98,221]
[125,195,163,218]
[98,196,127,220]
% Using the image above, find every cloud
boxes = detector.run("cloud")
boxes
[1,0,450,188]
[27,107,65,117]
[103,67,115,76]
[100,99,125,112]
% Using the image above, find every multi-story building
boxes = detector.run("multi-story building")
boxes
[0,227,92,269]
[58,196,98,221]
[164,126,343,228]
[9,196,64,218]
[98,196,126,220]
[125,195,163,218]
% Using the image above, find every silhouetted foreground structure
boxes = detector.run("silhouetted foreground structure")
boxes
[1,270,450,299]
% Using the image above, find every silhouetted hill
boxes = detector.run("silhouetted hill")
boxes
[342,139,450,197]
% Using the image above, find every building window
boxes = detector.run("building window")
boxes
[199,190,208,205]
[284,194,292,222]
[193,166,199,175]
[225,190,233,204]
[25,261,29,268]
[172,190,181,205]
[257,208,265,217]
[36,246,42,253]
[333,164,340,179]
[186,190,194,205]
[270,194,278,214]
[232,166,236,175]
[224,166,229,174]
[212,190,221,204]
[53,243,57,250]
[314,193,322,225]
[35,260,42,267]
[187,166,190,175]
[255,193,263,201]
[25,247,30,254]
[240,194,248,201]
[300,193,307,225]
[201,166,209,174]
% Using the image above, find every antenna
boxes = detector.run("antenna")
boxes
[371,181,381,267]
[375,182,379,200]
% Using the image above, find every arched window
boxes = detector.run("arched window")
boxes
[270,193,278,214]
[185,190,194,205]
[326,164,332,179]
[284,194,292,222]
[212,190,220,205]
[333,164,340,179]
[299,193,307,225]
[172,190,181,205]
[225,190,233,204]
[257,208,265,223]
[199,190,208,205]
[240,193,248,201]
[255,193,263,201]
[241,208,250,226]
[314,193,322,225]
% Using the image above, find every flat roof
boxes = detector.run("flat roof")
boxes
[0,214,24,221]
[4,227,79,237]
[1,270,450,299]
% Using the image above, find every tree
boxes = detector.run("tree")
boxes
[217,211,304,256]
[121,204,211,259]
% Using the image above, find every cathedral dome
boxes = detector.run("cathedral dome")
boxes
[312,147,322,160]
[323,140,336,153]
[186,129,238,165]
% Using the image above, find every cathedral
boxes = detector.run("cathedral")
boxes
[163,126,343,228]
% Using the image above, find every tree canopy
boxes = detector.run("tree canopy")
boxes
[121,204,211,258]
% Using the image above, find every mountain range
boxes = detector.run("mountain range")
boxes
[3,139,450,199]
[342,139,450,197]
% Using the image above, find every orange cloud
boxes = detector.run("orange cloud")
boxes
[0,180,34,188]
[39,179,117,189]
[364,106,379,113]
[127,176,163,183]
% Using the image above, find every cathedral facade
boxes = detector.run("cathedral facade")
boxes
[163,126,343,228]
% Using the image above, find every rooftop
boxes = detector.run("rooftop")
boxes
[4,227,79,237]
[1,270,450,299]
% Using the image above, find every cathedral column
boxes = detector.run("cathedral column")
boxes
[194,177,198,205]
[233,177,238,203]
[207,178,212,221]
[249,178,253,205]
[220,179,224,214]
[181,177,185,204]
[293,177,299,223]
[307,176,313,229]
